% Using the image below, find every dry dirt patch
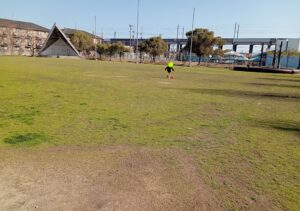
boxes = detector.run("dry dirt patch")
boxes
[0,146,221,210]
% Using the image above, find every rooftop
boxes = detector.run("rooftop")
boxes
[0,18,49,32]
[62,28,103,40]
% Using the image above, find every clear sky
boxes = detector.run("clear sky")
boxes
[1,0,300,39]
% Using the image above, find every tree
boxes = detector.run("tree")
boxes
[213,48,224,57]
[96,43,108,60]
[184,28,223,64]
[70,31,93,54]
[139,37,168,62]
[138,40,148,62]
[114,42,129,61]
[107,43,119,61]
[213,36,224,56]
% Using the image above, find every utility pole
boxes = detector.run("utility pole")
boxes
[114,32,116,39]
[176,24,179,53]
[94,16,97,60]
[237,24,240,39]
[189,8,195,67]
[181,26,185,61]
[129,24,134,47]
[234,23,237,38]
[136,0,140,64]
[140,27,143,39]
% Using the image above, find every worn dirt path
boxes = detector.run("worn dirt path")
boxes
[0,146,222,210]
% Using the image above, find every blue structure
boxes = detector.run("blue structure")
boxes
[266,55,300,69]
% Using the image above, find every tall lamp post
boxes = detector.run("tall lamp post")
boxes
[189,8,195,67]
[94,16,97,60]
[136,0,140,64]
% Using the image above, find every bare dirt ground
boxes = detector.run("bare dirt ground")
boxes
[0,146,222,210]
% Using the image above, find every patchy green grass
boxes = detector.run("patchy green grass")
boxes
[4,132,47,146]
[0,56,299,210]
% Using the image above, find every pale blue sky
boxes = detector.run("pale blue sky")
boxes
[1,0,300,39]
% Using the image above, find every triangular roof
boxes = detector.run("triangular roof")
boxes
[39,24,81,57]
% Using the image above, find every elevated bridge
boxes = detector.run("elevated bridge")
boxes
[110,38,281,53]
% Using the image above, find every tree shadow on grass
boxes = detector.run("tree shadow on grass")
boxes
[258,78,300,83]
[247,83,300,89]
[253,120,300,134]
[168,88,300,100]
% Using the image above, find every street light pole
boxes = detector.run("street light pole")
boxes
[129,24,133,47]
[136,0,140,64]
[234,23,237,39]
[176,24,179,53]
[189,8,195,67]
[94,16,97,60]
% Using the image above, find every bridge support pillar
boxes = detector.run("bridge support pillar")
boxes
[233,44,237,52]
[176,44,180,53]
[249,45,254,54]
[259,44,265,67]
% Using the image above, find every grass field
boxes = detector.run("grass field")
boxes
[0,56,299,210]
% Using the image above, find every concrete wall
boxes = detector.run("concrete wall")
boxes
[40,38,78,57]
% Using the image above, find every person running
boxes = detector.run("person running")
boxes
[165,62,175,79]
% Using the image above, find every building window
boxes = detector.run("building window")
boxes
[13,32,20,38]
[0,42,8,48]
[1,32,7,38]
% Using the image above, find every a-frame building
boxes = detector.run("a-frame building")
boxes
[39,24,80,57]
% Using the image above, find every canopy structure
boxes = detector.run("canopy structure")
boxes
[39,24,80,57]
[224,51,244,57]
